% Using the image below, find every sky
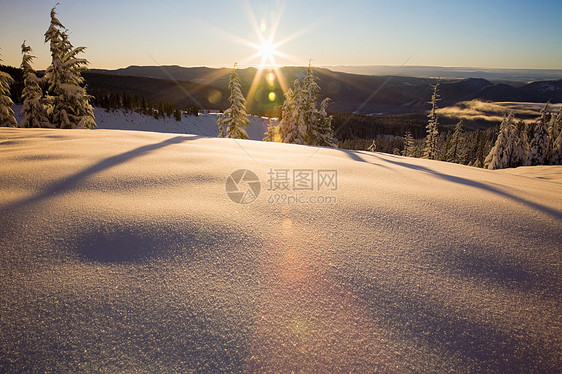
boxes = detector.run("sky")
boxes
[1,0,561,70]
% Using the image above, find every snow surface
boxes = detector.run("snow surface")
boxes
[94,109,271,140]
[0,128,561,372]
[11,104,273,140]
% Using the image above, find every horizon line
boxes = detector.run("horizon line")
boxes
[85,64,562,71]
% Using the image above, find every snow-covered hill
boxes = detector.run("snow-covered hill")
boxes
[0,128,560,372]
[12,105,274,140]
[94,109,273,140]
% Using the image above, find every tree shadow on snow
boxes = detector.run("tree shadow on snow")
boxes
[0,135,201,215]
[333,268,559,372]
[346,150,562,221]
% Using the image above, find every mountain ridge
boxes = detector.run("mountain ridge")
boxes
[87,65,562,116]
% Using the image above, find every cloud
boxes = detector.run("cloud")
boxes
[437,100,561,123]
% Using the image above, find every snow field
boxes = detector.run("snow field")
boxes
[0,128,560,372]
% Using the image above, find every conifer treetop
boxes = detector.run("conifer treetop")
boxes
[0,53,17,127]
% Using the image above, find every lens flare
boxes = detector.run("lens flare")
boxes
[266,72,276,86]
[268,92,277,101]
[208,90,222,104]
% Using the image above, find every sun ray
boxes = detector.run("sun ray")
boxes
[272,66,289,95]
[273,15,330,49]
[193,19,265,59]
[192,1,328,116]
[245,68,266,108]
[241,0,265,43]
[268,0,287,40]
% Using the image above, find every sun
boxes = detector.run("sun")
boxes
[253,37,281,69]
[198,1,324,104]
[258,40,276,64]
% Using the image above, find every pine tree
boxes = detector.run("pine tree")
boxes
[471,130,486,168]
[548,108,562,164]
[217,111,226,138]
[140,97,147,114]
[174,108,181,121]
[474,130,485,168]
[277,64,333,146]
[278,83,304,144]
[217,65,249,139]
[423,79,440,159]
[301,64,334,146]
[315,97,334,146]
[263,121,280,142]
[402,131,415,156]
[526,102,551,165]
[485,115,508,169]
[485,112,523,169]
[44,6,96,129]
[511,119,527,167]
[446,120,464,163]
[0,54,17,127]
[20,42,51,128]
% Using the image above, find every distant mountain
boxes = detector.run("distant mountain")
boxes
[477,83,525,102]
[323,65,562,82]
[0,66,548,117]
[92,66,233,85]
[5,64,556,117]
[83,72,232,111]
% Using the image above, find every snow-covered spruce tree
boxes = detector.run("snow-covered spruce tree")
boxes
[44,6,96,129]
[526,102,551,166]
[473,130,486,168]
[0,55,17,127]
[217,66,249,139]
[217,118,226,137]
[510,119,527,167]
[20,42,51,128]
[402,131,415,156]
[278,83,305,144]
[549,108,562,164]
[446,120,464,163]
[263,121,280,142]
[423,79,440,159]
[485,114,509,169]
[315,97,334,146]
[301,64,334,146]
[485,112,523,169]
[278,64,333,146]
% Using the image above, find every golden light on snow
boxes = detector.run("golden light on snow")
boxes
[246,221,398,371]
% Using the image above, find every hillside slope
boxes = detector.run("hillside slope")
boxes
[93,109,272,140]
[11,105,272,141]
[0,129,560,372]
[87,66,562,115]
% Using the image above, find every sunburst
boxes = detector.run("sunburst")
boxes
[194,0,324,109]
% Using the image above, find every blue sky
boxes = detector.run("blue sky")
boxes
[1,0,561,70]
